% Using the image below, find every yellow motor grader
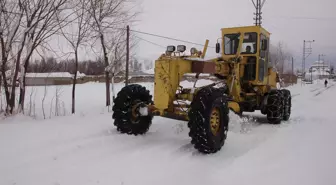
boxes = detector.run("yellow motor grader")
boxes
[112,25,292,154]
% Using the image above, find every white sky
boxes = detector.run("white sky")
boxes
[46,0,336,70]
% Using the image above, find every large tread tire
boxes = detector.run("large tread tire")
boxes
[266,89,284,124]
[281,89,291,121]
[188,87,229,154]
[112,84,153,135]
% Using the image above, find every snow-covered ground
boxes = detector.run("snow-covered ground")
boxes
[0,80,336,185]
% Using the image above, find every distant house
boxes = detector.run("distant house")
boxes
[304,61,331,80]
[116,70,153,77]
[25,72,86,86]
[309,61,330,74]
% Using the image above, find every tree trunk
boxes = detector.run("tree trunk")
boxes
[18,75,26,113]
[111,72,115,102]
[105,71,110,106]
[72,50,79,114]
[100,33,111,106]
[10,34,27,114]
[8,91,16,114]
[18,45,36,114]
[0,75,2,111]
[19,61,29,114]
[1,57,10,109]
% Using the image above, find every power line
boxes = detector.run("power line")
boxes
[133,35,166,49]
[69,24,215,49]
[128,29,215,48]
[267,15,336,21]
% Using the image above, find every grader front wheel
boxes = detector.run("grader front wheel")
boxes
[112,84,153,135]
[188,87,229,154]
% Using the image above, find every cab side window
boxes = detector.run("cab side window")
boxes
[259,34,269,81]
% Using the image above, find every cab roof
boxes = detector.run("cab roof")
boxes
[221,25,271,36]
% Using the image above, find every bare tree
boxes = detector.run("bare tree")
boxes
[18,0,69,114]
[105,30,138,104]
[269,41,292,75]
[58,0,92,114]
[0,0,68,114]
[0,0,24,113]
[87,0,139,107]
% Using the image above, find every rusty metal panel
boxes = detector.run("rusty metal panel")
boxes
[191,61,216,73]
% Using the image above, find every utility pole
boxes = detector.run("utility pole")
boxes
[322,54,325,78]
[318,54,320,79]
[318,54,325,79]
[301,40,314,85]
[310,67,313,83]
[125,25,130,86]
[291,57,294,85]
[251,0,266,26]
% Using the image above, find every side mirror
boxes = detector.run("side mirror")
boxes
[216,43,220,53]
[261,40,268,50]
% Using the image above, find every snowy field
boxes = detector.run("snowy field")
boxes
[1,79,336,185]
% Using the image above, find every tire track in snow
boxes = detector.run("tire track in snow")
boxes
[310,88,319,92]
[314,84,335,96]
[236,87,304,135]
[291,93,300,98]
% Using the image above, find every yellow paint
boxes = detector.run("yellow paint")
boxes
[210,108,220,135]
[154,56,192,112]
[200,39,209,59]
[228,101,241,114]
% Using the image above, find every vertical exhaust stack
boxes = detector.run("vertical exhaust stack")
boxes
[200,39,209,59]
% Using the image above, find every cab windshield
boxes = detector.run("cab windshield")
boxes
[241,32,257,54]
[224,34,240,55]
[224,32,257,55]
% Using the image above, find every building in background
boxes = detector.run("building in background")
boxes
[304,60,331,81]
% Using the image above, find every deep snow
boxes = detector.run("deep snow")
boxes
[0,80,336,185]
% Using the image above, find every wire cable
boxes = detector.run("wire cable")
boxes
[267,15,336,21]
[133,35,166,49]
[129,29,215,48]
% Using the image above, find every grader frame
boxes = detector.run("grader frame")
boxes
[112,25,291,154]
[149,26,278,120]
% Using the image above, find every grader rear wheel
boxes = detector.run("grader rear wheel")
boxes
[266,89,284,124]
[188,87,229,154]
[112,84,153,135]
[281,89,291,121]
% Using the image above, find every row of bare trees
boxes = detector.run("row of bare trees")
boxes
[27,57,106,75]
[26,57,145,75]
[0,0,138,115]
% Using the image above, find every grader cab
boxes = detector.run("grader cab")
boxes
[112,25,292,154]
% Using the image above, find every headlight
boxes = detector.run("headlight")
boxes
[166,45,175,52]
[190,47,197,55]
[177,45,186,52]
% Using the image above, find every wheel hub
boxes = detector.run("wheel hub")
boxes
[210,108,221,135]
[131,100,142,124]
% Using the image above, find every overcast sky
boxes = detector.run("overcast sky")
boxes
[48,0,336,70]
